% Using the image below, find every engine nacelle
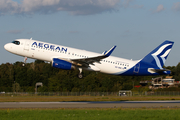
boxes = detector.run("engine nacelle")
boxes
[52,58,75,70]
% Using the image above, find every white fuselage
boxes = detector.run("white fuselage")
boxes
[4,39,139,75]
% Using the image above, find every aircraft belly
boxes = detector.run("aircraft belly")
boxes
[84,65,100,71]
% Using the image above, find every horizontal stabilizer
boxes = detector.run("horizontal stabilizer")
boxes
[154,69,170,72]
[148,68,171,74]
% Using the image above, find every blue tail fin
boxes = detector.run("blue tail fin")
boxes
[141,40,174,69]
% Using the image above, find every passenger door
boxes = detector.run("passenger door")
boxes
[24,40,30,51]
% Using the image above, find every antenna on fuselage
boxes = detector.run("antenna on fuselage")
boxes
[30,38,32,40]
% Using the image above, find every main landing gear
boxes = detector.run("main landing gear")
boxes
[22,57,27,66]
[78,68,83,79]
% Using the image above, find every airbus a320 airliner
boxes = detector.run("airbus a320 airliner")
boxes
[4,39,174,78]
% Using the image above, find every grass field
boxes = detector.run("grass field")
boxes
[0,96,180,102]
[0,108,180,120]
[1,96,180,119]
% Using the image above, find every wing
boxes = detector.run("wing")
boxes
[70,46,116,67]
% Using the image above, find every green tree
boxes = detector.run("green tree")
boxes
[12,82,21,92]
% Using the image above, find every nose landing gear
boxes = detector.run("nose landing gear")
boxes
[22,57,27,66]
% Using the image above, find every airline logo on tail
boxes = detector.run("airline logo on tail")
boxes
[151,43,173,69]
[122,40,174,76]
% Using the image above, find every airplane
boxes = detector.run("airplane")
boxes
[4,39,174,78]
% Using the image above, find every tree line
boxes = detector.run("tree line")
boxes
[0,60,179,92]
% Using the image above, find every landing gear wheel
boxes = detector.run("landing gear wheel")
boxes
[78,68,83,79]
[78,73,83,79]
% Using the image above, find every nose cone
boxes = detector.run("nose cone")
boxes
[4,43,11,52]
[4,44,8,50]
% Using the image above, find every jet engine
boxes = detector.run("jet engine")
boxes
[52,58,75,70]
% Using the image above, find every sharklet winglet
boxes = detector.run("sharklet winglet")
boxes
[104,46,116,57]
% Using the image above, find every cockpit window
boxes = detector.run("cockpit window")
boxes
[12,41,20,45]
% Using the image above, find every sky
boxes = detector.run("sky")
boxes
[1,0,180,66]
